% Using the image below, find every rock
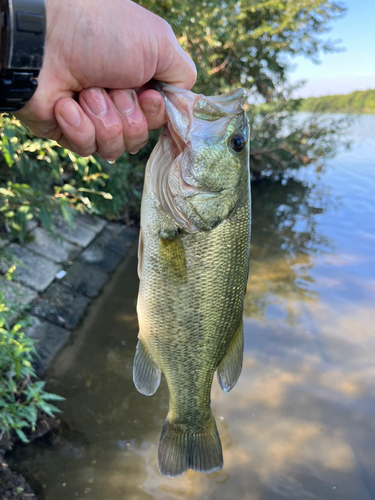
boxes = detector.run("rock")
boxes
[0,235,10,249]
[0,279,38,307]
[0,244,61,292]
[26,220,38,232]
[80,244,123,273]
[31,283,90,330]
[0,279,38,325]
[25,316,70,376]
[94,223,138,256]
[79,223,137,273]
[59,260,109,297]
[54,217,97,248]
[74,213,107,234]
[26,227,81,263]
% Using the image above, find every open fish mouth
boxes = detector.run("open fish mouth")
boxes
[155,81,246,152]
[149,82,248,232]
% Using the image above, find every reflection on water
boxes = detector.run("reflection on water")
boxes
[245,177,333,322]
[10,115,375,500]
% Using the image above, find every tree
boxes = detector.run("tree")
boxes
[138,0,350,177]
[138,0,346,97]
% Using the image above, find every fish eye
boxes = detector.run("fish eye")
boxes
[230,134,246,153]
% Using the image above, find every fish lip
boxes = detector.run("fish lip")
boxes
[154,82,193,151]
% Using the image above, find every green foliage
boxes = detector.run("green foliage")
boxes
[0,295,64,444]
[0,115,145,242]
[138,0,346,97]
[298,89,375,114]
[249,97,352,176]
[0,1,354,241]
[137,0,350,178]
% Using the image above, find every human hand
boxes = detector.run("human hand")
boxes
[14,0,196,159]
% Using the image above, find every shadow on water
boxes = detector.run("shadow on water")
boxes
[9,115,375,500]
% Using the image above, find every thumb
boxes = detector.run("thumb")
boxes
[149,18,196,90]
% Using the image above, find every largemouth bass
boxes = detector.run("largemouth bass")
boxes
[134,83,251,477]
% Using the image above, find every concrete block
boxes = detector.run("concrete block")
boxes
[0,236,10,249]
[59,260,109,297]
[26,220,38,232]
[0,244,61,292]
[31,282,90,330]
[0,278,38,307]
[74,213,107,234]
[94,223,137,256]
[26,227,81,263]
[79,243,123,273]
[54,216,97,248]
[0,279,38,325]
[25,316,70,375]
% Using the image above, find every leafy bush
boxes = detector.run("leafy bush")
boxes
[248,97,352,178]
[0,296,64,444]
[0,114,146,243]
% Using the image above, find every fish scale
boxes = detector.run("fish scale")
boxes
[134,83,251,477]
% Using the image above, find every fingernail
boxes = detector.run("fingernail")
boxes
[82,88,107,117]
[112,90,136,115]
[140,98,160,117]
[60,101,81,127]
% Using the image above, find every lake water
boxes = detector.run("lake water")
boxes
[10,114,375,499]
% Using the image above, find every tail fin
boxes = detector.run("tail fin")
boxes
[157,414,223,477]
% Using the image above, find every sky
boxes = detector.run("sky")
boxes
[289,0,375,98]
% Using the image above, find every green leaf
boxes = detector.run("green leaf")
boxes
[39,205,54,232]
[42,393,65,402]
[62,184,77,194]
[15,428,29,443]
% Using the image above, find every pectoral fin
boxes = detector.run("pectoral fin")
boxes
[159,230,187,283]
[217,321,244,393]
[133,338,161,396]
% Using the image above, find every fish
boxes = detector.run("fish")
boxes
[133,83,251,477]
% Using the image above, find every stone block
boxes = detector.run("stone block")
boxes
[31,282,90,330]
[25,316,70,375]
[54,216,97,248]
[0,235,10,249]
[0,244,61,292]
[59,260,109,297]
[0,278,38,306]
[26,227,81,263]
[26,220,38,232]
[0,279,38,325]
[74,213,107,234]
[79,244,123,273]
[94,223,137,256]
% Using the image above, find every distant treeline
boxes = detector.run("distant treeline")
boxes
[298,89,375,114]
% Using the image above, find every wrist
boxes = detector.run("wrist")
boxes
[0,0,46,111]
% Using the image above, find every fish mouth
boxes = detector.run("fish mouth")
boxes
[154,82,193,156]
[150,82,247,232]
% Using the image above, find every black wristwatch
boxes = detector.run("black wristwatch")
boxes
[0,0,46,112]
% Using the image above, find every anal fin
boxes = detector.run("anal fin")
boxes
[133,338,161,396]
[217,321,244,393]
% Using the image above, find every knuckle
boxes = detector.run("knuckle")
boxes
[70,143,96,157]
[98,123,123,144]
[125,123,148,142]
[127,138,149,154]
